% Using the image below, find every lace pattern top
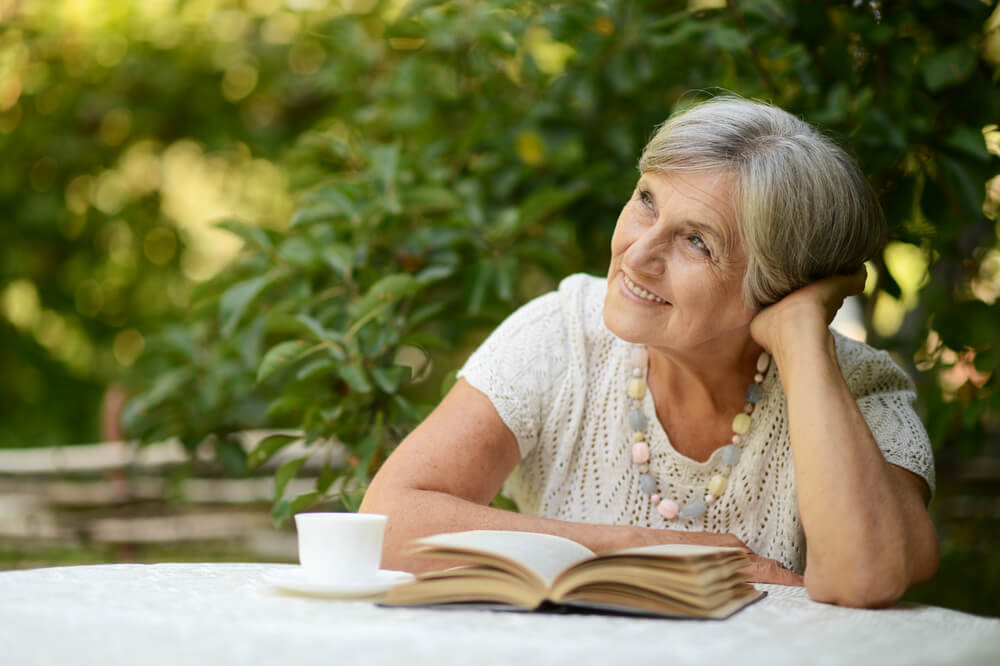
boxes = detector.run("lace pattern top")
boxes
[457,274,935,574]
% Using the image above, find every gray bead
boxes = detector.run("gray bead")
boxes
[720,444,742,466]
[745,383,763,404]
[628,409,647,431]
[639,474,656,495]
[678,500,707,520]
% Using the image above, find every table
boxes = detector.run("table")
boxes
[1,563,997,666]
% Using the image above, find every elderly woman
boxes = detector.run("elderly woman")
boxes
[360,96,939,608]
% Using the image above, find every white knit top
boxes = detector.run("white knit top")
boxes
[457,274,935,574]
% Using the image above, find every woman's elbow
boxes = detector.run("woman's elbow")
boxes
[805,535,940,609]
[910,524,941,585]
[358,491,383,516]
[358,472,410,517]
[805,567,909,608]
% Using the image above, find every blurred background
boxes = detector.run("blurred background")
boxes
[1,0,998,616]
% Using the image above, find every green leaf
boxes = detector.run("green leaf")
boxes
[339,487,366,513]
[939,155,986,214]
[220,272,284,337]
[370,144,400,195]
[323,243,354,278]
[385,16,426,39]
[266,396,303,421]
[518,185,586,229]
[407,301,447,328]
[217,437,248,475]
[944,126,991,163]
[247,433,298,469]
[351,273,421,319]
[402,186,462,212]
[495,255,516,302]
[317,462,341,494]
[290,203,346,227]
[278,237,320,270]
[271,499,292,527]
[215,219,273,250]
[295,314,335,342]
[296,357,337,382]
[392,393,425,422]
[973,347,996,374]
[468,261,493,313]
[290,491,322,515]
[299,185,359,221]
[936,301,997,350]
[415,265,454,285]
[134,367,194,411]
[275,456,308,499]
[257,340,311,382]
[320,403,345,425]
[961,399,985,431]
[338,363,373,393]
[371,365,411,393]
[921,45,977,93]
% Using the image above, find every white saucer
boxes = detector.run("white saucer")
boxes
[264,567,415,598]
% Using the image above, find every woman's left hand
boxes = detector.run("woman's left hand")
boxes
[749,266,867,354]
[745,553,805,586]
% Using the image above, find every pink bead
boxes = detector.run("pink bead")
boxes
[630,346,648,369]
[657,499,679,520]
[731,434,742,445]
[651,494,661,505]
[754,373,764,383]
[744,403,753,413]
[705,494,715,505]
[632,441,650,464]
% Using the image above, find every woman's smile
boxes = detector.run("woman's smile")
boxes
[620,272,670,305]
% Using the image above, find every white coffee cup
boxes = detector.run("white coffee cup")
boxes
[294,512,387,582]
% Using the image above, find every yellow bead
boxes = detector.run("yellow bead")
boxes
[627,378,646,400]
[732,412,751,434]
[709,474,728,496]
[633,431,645,442]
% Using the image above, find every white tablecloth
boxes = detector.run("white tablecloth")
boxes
[0,563,997,666]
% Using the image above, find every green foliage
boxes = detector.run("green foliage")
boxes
[119,1,1000,523]
[0,1,337,446]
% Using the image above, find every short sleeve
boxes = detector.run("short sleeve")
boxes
[841,340,936,497]
[457,291,570,458]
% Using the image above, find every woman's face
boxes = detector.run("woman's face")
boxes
[603,169,755,353]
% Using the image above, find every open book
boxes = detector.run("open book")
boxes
[382,530,765,619]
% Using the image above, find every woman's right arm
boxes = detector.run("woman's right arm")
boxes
[360,379,799,584]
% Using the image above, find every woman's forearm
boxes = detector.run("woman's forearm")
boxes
[775,328,938,607]
[361,486,745,573]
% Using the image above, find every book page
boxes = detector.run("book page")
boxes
[413,530,597,587]
[602,543,747,558]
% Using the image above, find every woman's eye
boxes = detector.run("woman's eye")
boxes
[638,190,654,209]
[689,234,711,255]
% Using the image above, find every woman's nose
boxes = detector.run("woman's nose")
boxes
[624,226,666,276]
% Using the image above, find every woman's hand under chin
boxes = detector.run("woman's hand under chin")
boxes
[749,266,868,355]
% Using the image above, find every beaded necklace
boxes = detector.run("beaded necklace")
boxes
[626,345,770,521]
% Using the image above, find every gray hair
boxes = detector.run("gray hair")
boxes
[638,95,886,309]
